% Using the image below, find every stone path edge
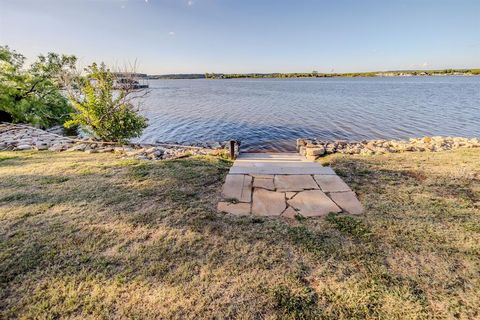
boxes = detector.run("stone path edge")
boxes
[218,173,364,218]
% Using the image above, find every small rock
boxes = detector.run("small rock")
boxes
[306,147,325,157]
[97,148,114,153]
[296,138,306,147]
[210,141,222,149]
[36,144,49,151]
[49,144,65,151]
[66,144,87,152]
[15,144,32,151]
[298,146,306,156]
[325,143,336,153]
[144,147,157,154]
[126,148,146,157]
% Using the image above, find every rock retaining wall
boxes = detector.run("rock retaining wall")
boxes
[0,123,236,160]
[297,136,480,160]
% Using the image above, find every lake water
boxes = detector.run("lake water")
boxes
[137,77,480,151]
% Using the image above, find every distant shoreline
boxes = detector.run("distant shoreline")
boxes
[147,69,480,80]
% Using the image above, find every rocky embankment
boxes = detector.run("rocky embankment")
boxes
[0,123,232,160]
[2,123,478,161]
[298,136,480,160]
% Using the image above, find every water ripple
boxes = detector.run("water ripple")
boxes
[136,77,480,151]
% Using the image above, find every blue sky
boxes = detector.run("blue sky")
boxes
[1,0,479,74]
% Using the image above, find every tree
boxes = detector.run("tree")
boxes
[0,46,76,127]
[64,63,148,142]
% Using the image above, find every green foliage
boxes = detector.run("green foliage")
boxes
[65,63,147,142]
[470,69,480,75]
[0,46,76,127]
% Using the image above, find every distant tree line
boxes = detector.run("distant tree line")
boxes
[143,69,480,80]
[203,69,480,79]
[148,74,205,79]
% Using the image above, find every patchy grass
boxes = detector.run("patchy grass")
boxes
[272,285,319,319]
[326,213,372,239]
[0,154,19,165]
[0,149,479,319]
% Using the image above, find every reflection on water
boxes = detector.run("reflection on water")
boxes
[136,77,480,151]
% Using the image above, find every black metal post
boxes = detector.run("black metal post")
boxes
[229,140,235,160]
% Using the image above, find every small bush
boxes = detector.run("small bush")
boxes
[65,63,147,142]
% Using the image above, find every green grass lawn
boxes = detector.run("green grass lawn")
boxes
[0,150,479,319]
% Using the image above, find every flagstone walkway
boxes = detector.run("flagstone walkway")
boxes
[217,153,364,218]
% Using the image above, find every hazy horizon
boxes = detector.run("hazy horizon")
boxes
[1,0,479,74]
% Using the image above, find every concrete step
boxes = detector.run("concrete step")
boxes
[230,153,335,175]
[237,153,307,162]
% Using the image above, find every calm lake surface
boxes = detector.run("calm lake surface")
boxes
[137,77,480,151]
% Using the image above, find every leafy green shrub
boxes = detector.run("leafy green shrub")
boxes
[65,63,147,142]
[0,46,75,128]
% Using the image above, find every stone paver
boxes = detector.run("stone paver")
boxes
[218,153,363,218]
[217,202,251,215]
[252,189,286,216]
[282,206,298,218]
[221,174,252,202]
[285,192,297,199]
[275,175,319,192]
[329,191,364,215]
[314,175,351,192]
[288,190,341,217]
[253,177,275,190]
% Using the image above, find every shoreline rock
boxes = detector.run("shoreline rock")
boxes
[297,136,480,160]
[0,123,237,160]
[2,123,478,160]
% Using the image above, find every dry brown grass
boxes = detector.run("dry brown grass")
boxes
[0,149,479,319]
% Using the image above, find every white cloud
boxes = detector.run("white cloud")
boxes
[187,0,194,6]
[168,31,175,36]
[422,62,429,67]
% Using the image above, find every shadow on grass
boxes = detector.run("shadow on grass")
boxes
[1,150,479,318]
